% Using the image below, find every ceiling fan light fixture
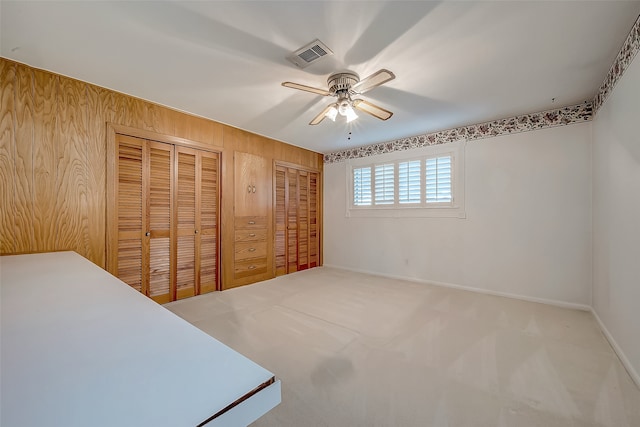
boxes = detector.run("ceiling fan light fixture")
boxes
[345,106,358,123]
[325,105,338,121]
[281,68,395,126]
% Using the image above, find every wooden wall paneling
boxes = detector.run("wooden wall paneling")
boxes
[175,114,215,146]
[32,69,59,253]
[85,84,111,267]
[125,96,145,129]
[155,104,176,138]
[211,121,224,148]
[13,64,35,253]
[55,78,89,256]
[111,91,129,127]
[0,60,16,253]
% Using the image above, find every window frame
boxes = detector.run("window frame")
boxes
[346,141,466,218]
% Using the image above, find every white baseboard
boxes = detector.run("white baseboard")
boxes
[321,264,591,311]
[590,309,640,389]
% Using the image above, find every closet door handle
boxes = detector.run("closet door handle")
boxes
[252,186,256,193]
[247,185,252,193]
[194,230,199,234]
[145,232,150,237]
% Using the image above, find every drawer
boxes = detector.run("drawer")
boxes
[235,229,267,243]
[234,258,268,279]
[235,216,267,229]
[235,242,267,262]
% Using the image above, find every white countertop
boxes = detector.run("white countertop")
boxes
[0,251,280,427]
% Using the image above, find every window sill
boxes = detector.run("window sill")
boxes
[346,206,466,218]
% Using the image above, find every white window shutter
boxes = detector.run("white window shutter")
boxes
[426,156,452,203]
[353,167,372,206]
[398,160,421,204]
[374,164,395,205]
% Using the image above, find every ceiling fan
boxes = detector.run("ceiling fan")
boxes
[282,69,395,125]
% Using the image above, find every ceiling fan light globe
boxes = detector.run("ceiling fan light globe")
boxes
[345,106,358,123]
[325,106,338,121]
[338,101,350,116]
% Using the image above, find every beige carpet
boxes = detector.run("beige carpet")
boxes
[165,267,640,427]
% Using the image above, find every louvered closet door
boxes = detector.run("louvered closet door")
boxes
[298,171,309,270]
[176,148,197,300]
[147,141,173,303]
[275,165,321,276]
[199,151,219,294]
[115,136,173,302]
[116,135,146,293]
[287,168,299,273]
[175,147,219,299]
[274,166,287,276]
[308,171,319,267]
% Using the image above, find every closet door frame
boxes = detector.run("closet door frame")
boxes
[106,123,222,295]
[272,160,322,275]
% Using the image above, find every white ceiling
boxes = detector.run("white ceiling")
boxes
[1,1,639,154]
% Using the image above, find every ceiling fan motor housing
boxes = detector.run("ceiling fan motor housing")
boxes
[327,72,359,95]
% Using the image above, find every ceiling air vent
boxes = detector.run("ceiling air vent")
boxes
[287,39,333,69]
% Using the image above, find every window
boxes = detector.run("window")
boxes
[374,163,394,205]
[426,156,451,203]
[353,167,371,206]
[398,160,421,204]
[347,142,465,218]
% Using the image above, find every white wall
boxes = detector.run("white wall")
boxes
[324,122,592,306]
[592,54,640,383]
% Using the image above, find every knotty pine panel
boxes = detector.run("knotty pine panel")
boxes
[0,58,322,274]
[0,60,17,253]
[32,69,59,253]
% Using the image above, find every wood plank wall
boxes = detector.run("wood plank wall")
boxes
[0,58,323,268]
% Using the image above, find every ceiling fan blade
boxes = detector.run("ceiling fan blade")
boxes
[353,99,393,121]
[309,104,336,125]
[282,82,331,96]
[351,69,395,94]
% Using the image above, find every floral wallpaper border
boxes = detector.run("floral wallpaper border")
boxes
[324,13,640,165]
[593,13,640,113]
[324,103,592,164]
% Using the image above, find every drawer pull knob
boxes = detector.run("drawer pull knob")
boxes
[249,233,256,237]
[248,248,256,252]
[248,221,256,225]
[248,265,256,270]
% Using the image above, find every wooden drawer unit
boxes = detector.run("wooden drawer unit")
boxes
[235,229,267,243]
[235,216,267,229]
[235,241,268,261]
[234,258,268,279]
[234,214,268,281]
